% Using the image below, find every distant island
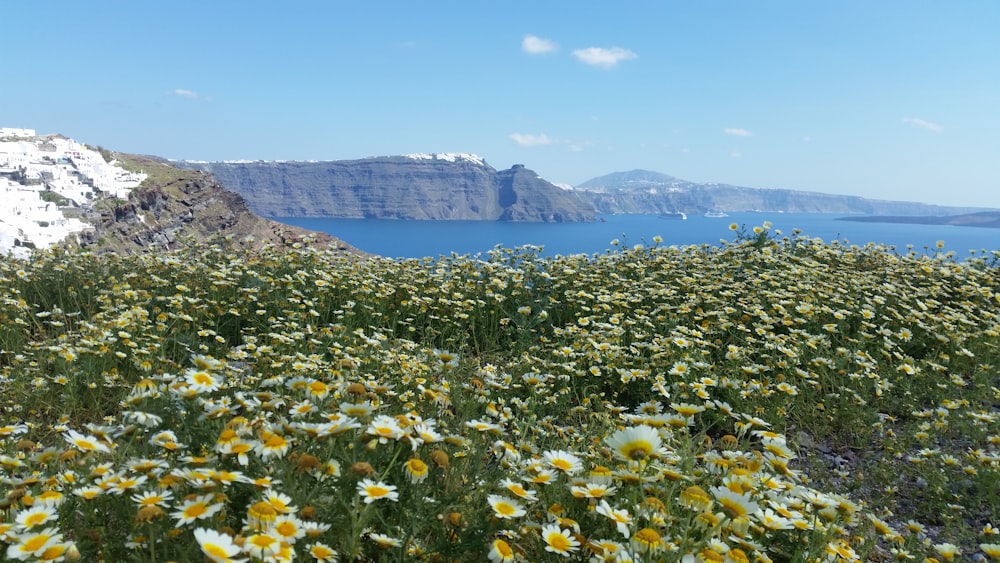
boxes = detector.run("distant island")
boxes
[571,170,995,218]
[838,211,1000,229]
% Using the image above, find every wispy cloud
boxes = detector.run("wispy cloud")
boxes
[730,150,743,158]
[509,132,554,147]
[572,47,637,69]
[902,117,943,133]
[169,88,201,99]
[522,34,557,54]
[724,127,754,137]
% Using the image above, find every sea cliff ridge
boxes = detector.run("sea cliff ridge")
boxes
[178,155,597,222]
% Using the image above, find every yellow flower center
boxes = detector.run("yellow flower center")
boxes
[719,498,747,518]
[38,545,67,561]
[264,435,287,448]
[621,440,653,460]
[634,528,661,547]
[74,439,98,451]
[22,534,52,552]
[700,548,725,562]
[276,521,296,537]
[367,485,389,497]
[311,545,336,558]
[547,533,571,551]
[192,372,214,385]
[249,501,277,522]
[250,534,277,548]
[204,544,231,558]
[494,539,513,556]
[24,512,48,527]
[551,459,572,471]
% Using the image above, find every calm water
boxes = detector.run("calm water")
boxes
[275,213,1000,260]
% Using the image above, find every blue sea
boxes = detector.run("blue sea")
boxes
[275,213,1000,260]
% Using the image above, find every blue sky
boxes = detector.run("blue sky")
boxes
[4,1,999,208]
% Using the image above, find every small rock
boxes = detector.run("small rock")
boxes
[796,431,816,449]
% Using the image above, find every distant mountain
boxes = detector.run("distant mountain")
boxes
[576,170,687,192]
[178,155,596,222]
[839,211,1000,229]
[573,169,993,216]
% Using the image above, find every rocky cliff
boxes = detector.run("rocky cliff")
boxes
[574,170,993,216]
[65,154,362,255]
[178,155,597,222]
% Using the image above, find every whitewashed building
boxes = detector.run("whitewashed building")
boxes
[0,127,145,256]
[0,128,36,138]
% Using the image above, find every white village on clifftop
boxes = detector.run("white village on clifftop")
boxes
[0,127,146,258]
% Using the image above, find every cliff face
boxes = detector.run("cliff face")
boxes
[67,155,362,255]
[495,165,597,222]
[178,156,597,222]
[575,170,994,216]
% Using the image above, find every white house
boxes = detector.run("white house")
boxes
[1,127,146,256]
[0,141,36,168]
[0,128,36,138]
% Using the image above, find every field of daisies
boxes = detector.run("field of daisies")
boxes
[1,223,998,562]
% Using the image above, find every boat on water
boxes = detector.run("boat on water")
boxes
[659,212,687,220]
[704,211,728,218]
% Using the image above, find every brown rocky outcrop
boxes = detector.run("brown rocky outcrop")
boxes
[66,154,363,255]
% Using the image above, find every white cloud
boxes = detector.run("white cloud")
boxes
[170,88,200,99]
[724,127,754,137]
[730,150,743,158]
[522,35,557,54]
[509,132,554,147]
[902,117,943,133]
[572,47,637,69]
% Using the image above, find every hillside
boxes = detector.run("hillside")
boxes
[178,155,597,222]
[0,131,362,256]
[69,154,364,255]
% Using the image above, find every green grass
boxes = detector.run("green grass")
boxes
[0,224,998,562]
